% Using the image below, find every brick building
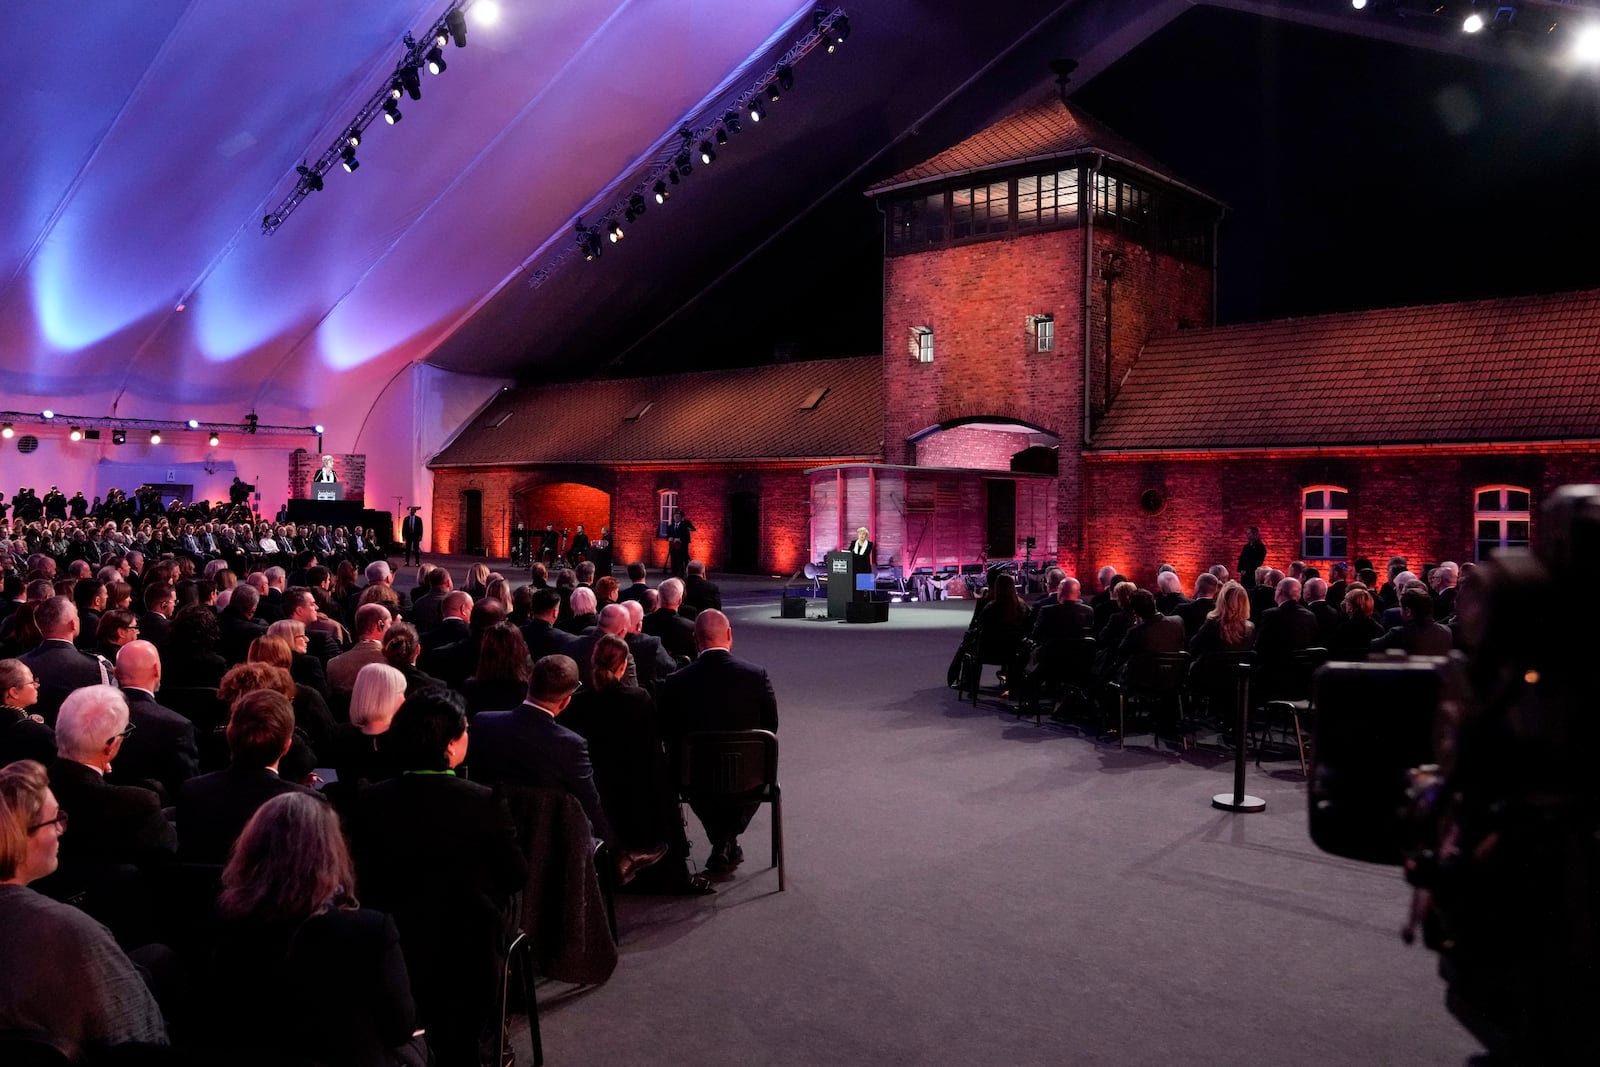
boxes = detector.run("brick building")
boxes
[431,95,1600,582]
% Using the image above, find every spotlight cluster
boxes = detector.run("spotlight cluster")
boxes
[262,2,485,234]
[1350,1,1600,61]
[560,7,849,272]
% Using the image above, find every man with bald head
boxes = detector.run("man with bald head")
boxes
[111,641,198,800]
[657,609,778,874]
[571,604,641,688]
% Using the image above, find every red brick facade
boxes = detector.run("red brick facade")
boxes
[1082,444,1600,589]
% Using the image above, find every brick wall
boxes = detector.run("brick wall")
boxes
[913,426,1034,469]
[289,451,366,502]
[1082,445,1600,590]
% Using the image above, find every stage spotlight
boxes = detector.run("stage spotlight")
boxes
[209,433,220,447]
[699,140,716,164]
[347,129,361,148]
[314,424,325,434]
[765,84,780,106]
[426,46,447,75]
[749,98,767,123]
[149,431,162,445]
[0,424,11,439]
[447,7,468,45]
[341,146,360,173]
[675,150,693,177]
[1351,0,1367,8]
[778,65,794,91]
[433,28,449,49]
[69,426,82,441]
[399,64,422,99]
[1463,5,1486,33]
[384,99,403,124]
[186,419,200,429]
[827,16,850,52]
[667,168,681,186]
[1576,25,1600,62]
[654,180,669,204]
[716,125,728,146]
[607,220,624,243]
[725,111,742,135]
[471,0,500,28]
[628,192,647,219]
[577,225,602,261]
[41,410,54,420]
[297,165,323,192]
[112,429,126,445]
[389,81,403,101]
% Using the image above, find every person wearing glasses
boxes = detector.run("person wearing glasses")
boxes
[0,658,56,768]
[93,608,140,664]
[0,760,168,1055]
[37,686,176,925]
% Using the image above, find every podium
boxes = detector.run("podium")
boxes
[826,551,854,619]
[311,480,344,502]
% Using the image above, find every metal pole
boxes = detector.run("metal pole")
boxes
[1213,663,1265,812]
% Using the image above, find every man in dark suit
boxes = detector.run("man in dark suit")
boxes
[569,605,642,688]
[1237,526,1267,588]
[520,588,584,662]
[618,562,650,604]
[1254,578,1321,661]
[1303,578,1341,646]
[1030,577,1095,652]
[40,686,177,919]
[1372,588,1455,656]
[1112,590,1187,681]
[1325,562,1350,612]
[1175,573,1221,638]
[348,688,526,1067]
[656,610,778,874]
[410,567,451,634]
[619,601,678,690]
[401,507,424,566]
[681,559,722,618]
[218,583,268,665]
[642,578,697,662]
[1430,562,1460,619]
[1153,570,1190,616]
[417,591,475,688]
[137,581,176,656]
[176,690,312,863]
[20,595,115,724]
[285,588,344,664]
[111,641,197,801]
[472,654,670,887]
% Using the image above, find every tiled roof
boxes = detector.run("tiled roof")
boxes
[430,356,883,467]
[866,96,1216,202]
[1091,289,1600,451]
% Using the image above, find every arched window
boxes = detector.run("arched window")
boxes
[1301,486,1348,559]
[657,489,680,538]
[1474,486,1531,560]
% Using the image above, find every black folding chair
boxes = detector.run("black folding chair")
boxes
[1257,647,1329,775]
[1106,651,1190,751]
[679,730,783,891]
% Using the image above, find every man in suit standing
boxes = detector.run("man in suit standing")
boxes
[401,507,424,566]
[20,596,114,724]
[1237,526,1267,589]
[472,655,667,879]
[682,559,721,619]
[667,514,696,579]
[176,690,312,863]
[111,641,198,801]
[657,610,778,874]
[642,578,697,663]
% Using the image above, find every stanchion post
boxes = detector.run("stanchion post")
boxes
[1213,661,1265,813]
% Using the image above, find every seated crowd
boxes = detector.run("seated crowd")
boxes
[0,550,774,1065]
[965,553,1466,734]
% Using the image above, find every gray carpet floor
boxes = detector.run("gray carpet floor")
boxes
[454,571,1479,1065]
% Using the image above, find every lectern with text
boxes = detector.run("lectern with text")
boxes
[826,551,854,619]
[312,481,345,501]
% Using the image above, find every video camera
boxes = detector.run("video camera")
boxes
[1309,485,1599,1063]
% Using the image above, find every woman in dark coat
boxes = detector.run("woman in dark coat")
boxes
[459,623,530,718]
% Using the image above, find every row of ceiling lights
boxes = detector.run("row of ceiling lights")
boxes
[264,2,500,233]
[572,8,850,264]
[1,412,324,449]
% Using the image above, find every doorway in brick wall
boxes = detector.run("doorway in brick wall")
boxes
[728,491,760,573]
[513,481,612,566]
[459,490,483,555]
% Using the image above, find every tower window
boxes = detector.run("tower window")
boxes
[910,325,934,363]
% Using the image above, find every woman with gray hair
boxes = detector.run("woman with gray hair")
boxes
[325,663,408,787]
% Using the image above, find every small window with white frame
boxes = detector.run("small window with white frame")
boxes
[909,325,934,363]
[657,489,680,538]
[1474,485,1531,560]
[1301,486,1349,559]
[1028,313,1055,353]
